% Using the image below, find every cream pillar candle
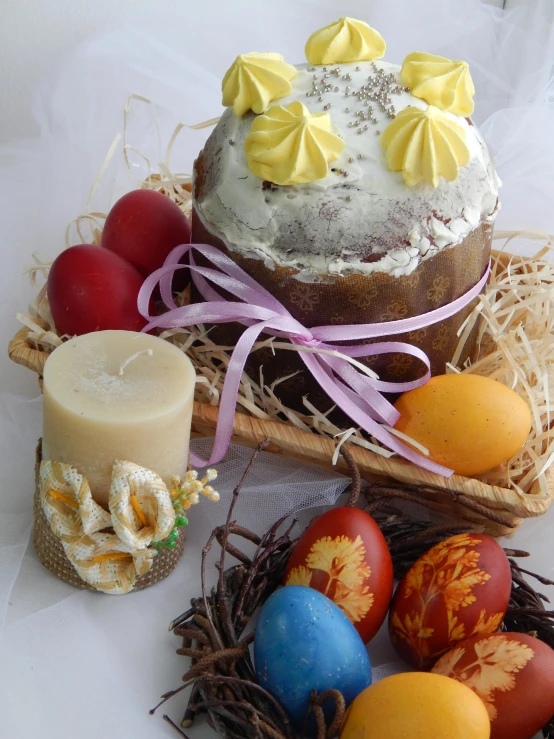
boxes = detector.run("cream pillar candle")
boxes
[42,330,196,506]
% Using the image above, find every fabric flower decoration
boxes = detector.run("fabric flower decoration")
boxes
[40,459,176,594]
[109,460,175,550]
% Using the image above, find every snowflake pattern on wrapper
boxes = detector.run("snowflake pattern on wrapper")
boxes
[380,301,409,321]
[389,353,414,377]
[432,324,451,351]
[290,284,320,312]
[408,328,427,344]
[427,275,452,304]
[348,284,379,310]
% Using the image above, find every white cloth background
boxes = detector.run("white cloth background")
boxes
[1,1,554,737]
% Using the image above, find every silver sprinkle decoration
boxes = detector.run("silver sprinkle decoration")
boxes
[303,61,407,137]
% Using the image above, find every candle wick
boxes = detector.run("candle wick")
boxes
[118,349,154,376]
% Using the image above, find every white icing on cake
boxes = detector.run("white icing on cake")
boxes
[194,60,499,280]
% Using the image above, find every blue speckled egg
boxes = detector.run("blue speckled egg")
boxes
[254,586,372,727]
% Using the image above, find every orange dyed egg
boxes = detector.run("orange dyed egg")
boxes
[389,533,511,669]
[432,632,554,739]
[340,672,491,739]
[284,507,393,643]
[394,374,532,477]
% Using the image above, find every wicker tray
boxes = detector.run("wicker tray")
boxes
[9,314,554,537]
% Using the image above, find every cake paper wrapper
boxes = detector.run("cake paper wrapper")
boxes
[193,199,492,410]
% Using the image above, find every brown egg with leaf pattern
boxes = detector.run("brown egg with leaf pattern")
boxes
[284,507,393,643]
[432,632,554,739]
[388,533,511,669]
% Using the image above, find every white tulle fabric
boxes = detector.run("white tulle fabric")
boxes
[1,1,554,737]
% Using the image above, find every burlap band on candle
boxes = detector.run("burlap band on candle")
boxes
[33,442,185,594]
[192,204,492,413]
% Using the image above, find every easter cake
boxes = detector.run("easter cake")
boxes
[192,17,499,407]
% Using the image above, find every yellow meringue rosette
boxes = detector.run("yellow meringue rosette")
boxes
[222,52,297,116]
[401,52,475,116]
[381,105,470,188]
[244,101,345,186]
[305,17,386,65]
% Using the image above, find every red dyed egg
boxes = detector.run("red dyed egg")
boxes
[389,533,511,669]
[432,632,554,739]
[101,189,190,278]
[284,507,393,643]
[47,244,147,336]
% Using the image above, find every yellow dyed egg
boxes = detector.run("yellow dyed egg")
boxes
[340,672,490,739]
[394,374,531,476]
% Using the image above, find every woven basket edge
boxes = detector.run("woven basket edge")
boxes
[9,268,553,527]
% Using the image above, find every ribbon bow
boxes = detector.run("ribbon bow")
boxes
[138,244,490,476]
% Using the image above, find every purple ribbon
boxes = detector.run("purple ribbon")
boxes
[138,243,490,475]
